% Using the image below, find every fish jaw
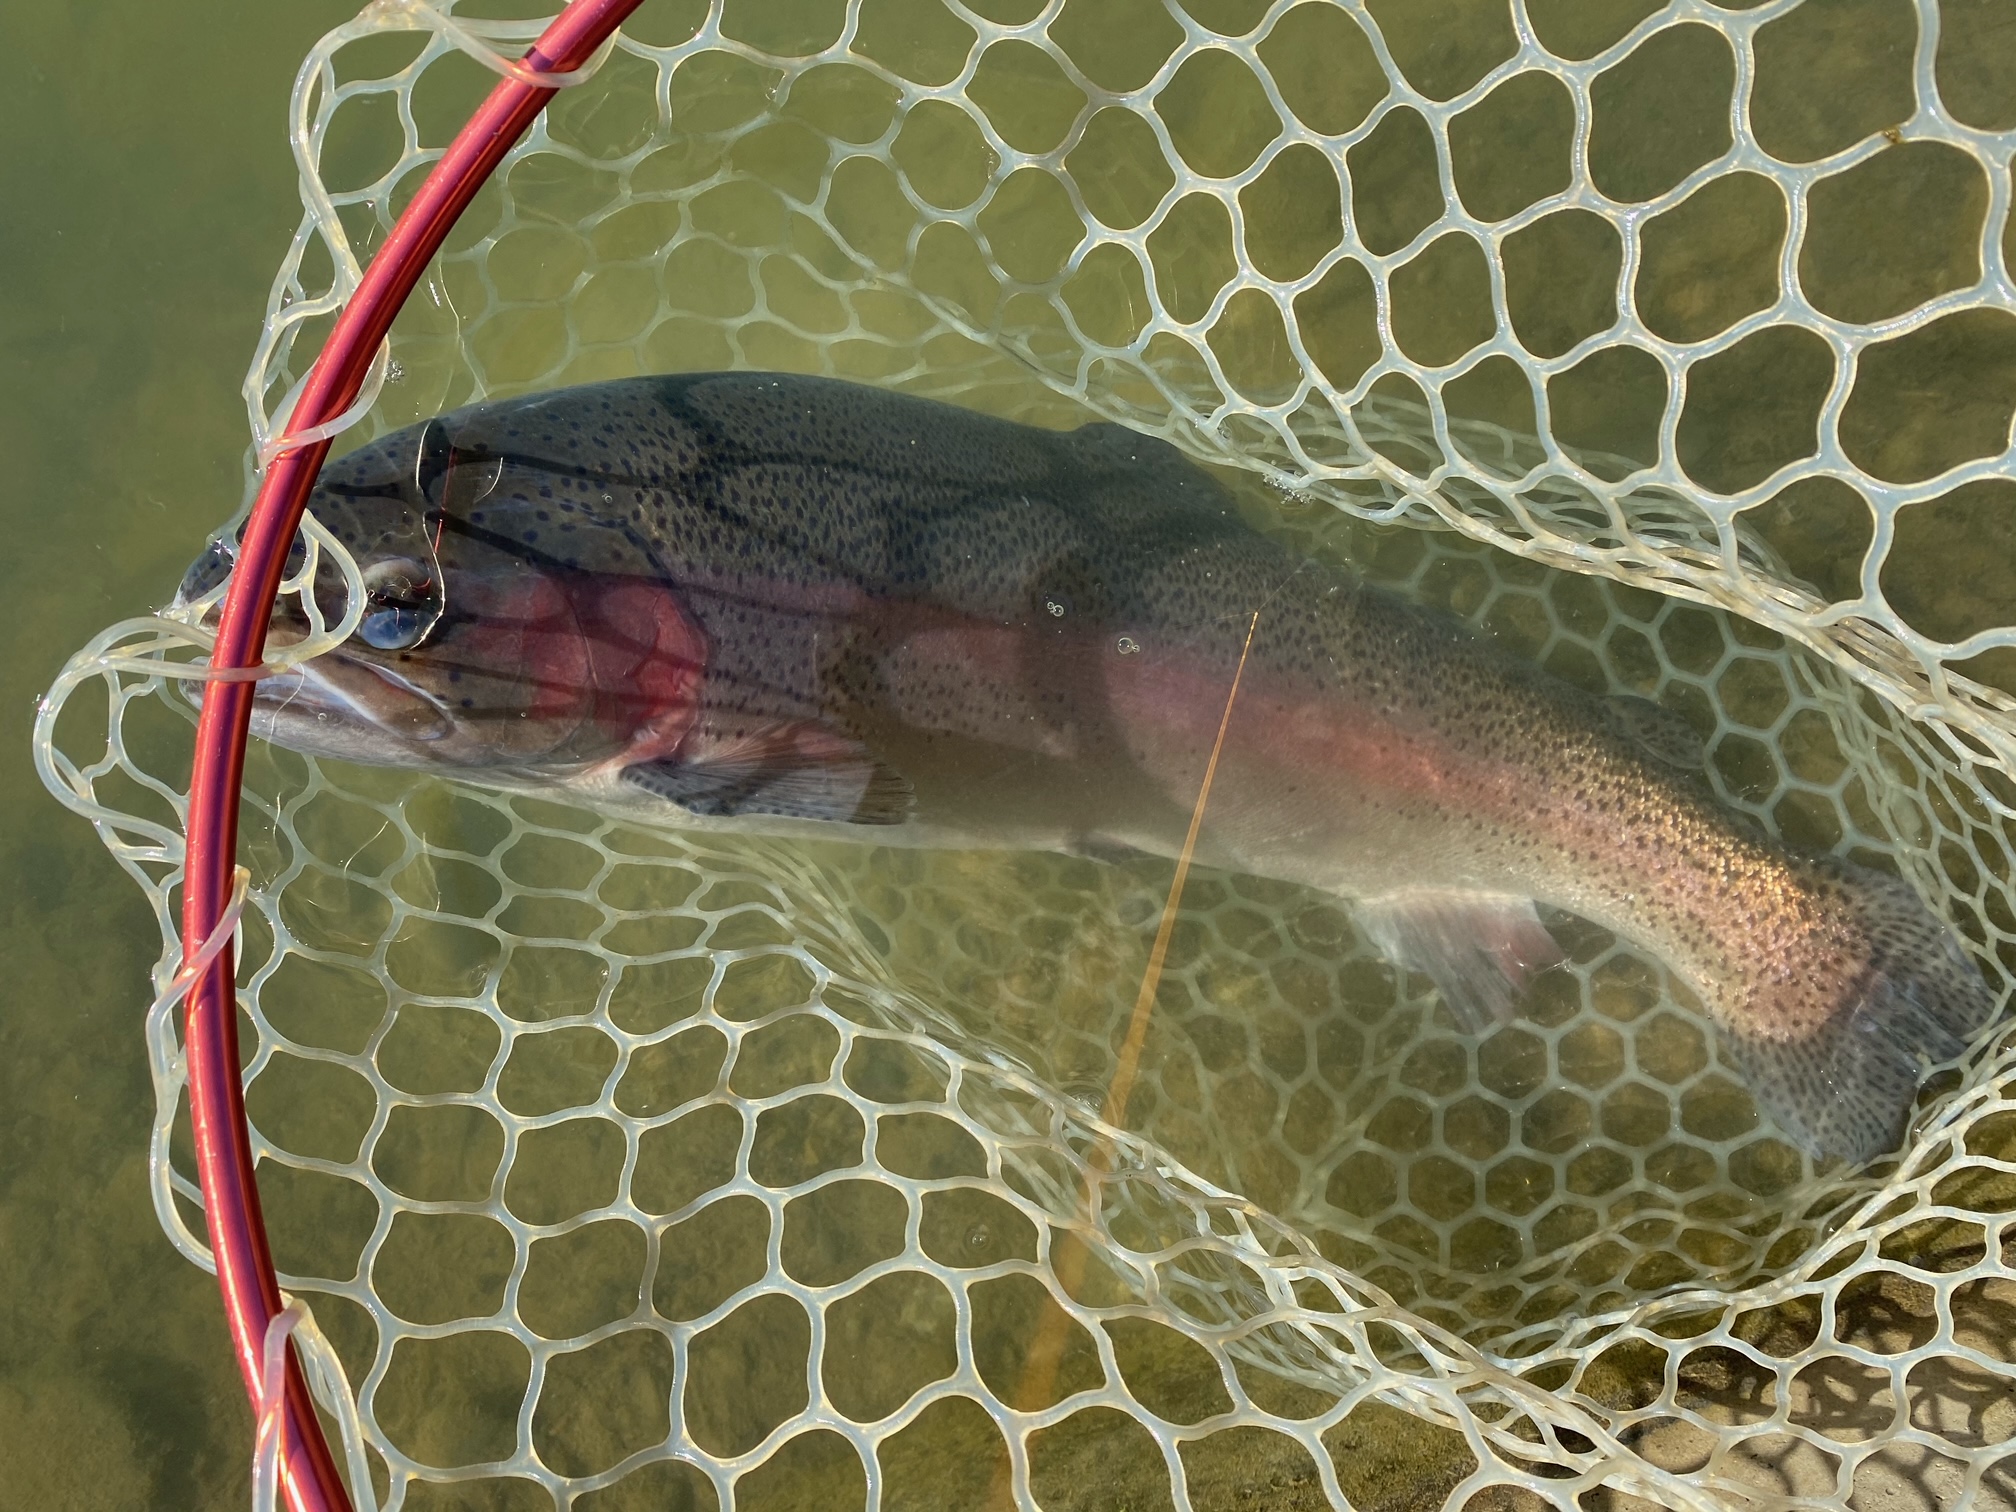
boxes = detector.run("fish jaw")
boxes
[249,648,469,767]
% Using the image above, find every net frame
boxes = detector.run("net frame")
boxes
[176,6,643,1508]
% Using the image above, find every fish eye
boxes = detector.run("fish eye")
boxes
[357,556,442,651]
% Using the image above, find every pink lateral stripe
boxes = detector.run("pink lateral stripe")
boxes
[177,6,646,1510]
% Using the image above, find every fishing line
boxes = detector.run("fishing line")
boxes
[1108,605,1264,1130]
[996,605,1265,1442]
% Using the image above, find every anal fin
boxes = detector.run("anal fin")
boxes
[1356,891,1565,1032]
[621,723,914,826]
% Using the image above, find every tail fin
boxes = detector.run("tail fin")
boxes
[1725,858,1999,1165]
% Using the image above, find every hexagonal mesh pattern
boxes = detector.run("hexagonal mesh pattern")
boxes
[33,1,2016,1507]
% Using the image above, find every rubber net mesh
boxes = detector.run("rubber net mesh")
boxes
[33,0,2016,1506]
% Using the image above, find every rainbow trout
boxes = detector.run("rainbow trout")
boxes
[182,373,1995,1162]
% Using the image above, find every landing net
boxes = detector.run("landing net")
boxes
[35,0,2016,1507]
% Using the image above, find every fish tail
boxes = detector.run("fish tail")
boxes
[1723,856,1998,1164]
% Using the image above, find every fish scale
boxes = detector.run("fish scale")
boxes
[192,370,1998,1163]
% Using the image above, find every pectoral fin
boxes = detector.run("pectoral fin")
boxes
[621,724,914,825]
[1356,891,1565,1032]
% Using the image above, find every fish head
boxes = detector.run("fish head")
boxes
[176,412,706,776]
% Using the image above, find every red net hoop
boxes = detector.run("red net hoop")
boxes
[178,6,645,1508]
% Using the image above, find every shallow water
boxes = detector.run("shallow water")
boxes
[11,2,2016,1509]
[0,5,362,1502]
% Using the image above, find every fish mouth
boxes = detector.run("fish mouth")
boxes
[241,647,459,764]
[174,585,462,763]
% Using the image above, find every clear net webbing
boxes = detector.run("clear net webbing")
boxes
[33,0,2016,1506]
